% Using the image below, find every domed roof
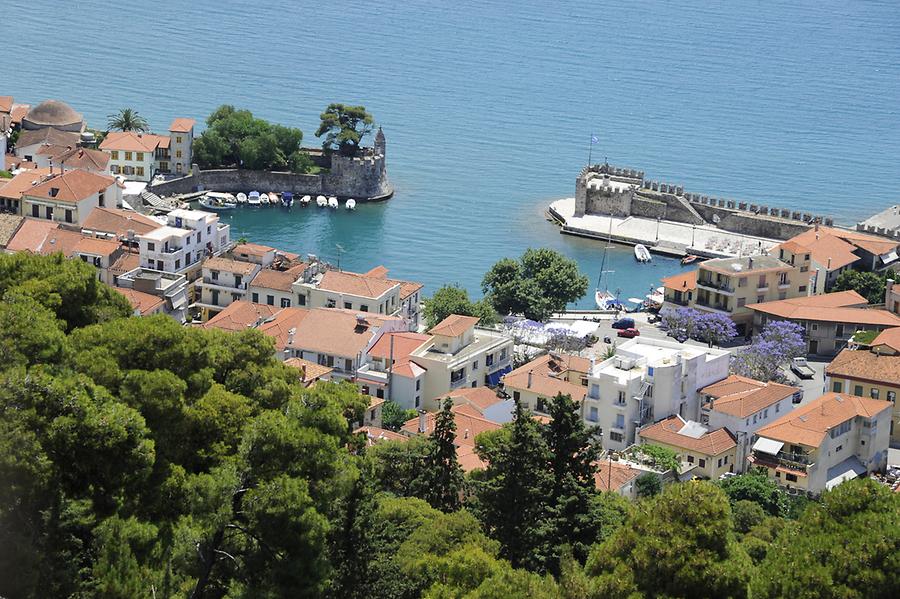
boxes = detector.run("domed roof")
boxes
[22,99,84,130]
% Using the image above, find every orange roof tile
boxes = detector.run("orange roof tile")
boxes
[401,408,501,472]
[4,154,37,171]
[10,104,29,124]
[594,461,642,492]
[115,287,164,315]
[233,242,275,257]
[250,268,301,292]
[72,236,121,257]
[701,375,797,418]
[506,353,591,380]
[99,131,167,153]
[257,307,310,351]
[639,415,736,455]
[37,228,86,257]
[203,256,259,276]
[202,301,280,332]
[52,146,110,171]
[444,386,504,412]
[390,358,428,378]
[824,349,900,387]
[0,213,24,247]
[0,96,12,113]
[775,226,898,271]
[368,331,432,361]
[869,327,900,354]
[24,169,115,204]
[109,251,140,275]
[169,118,196,133]
[502,369,588,402]
[747,292,900,327]
[756,392,891,448]
[288,308,396,358]
[4,218,59,252]
[662,269,698,292]
[81,207,161,237]
[284,357,333,383]
[16,127,80,149]
[429,314,479,336]
[0,168,53,200]
[354,426,408,446]
[318,270,398,298]
[364,265,390,278]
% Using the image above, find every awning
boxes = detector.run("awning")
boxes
[826,456,867,490]
[487,364,513,387]
[881,250,898,265]
[752,438,784,455]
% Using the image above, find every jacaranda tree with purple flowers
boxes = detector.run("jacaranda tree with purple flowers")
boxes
[731,320,805,381]
[694,312,738,347]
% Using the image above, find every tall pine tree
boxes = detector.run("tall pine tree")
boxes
[474,399,553,571]
[422,398,464,512]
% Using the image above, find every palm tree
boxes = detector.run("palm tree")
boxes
[107,108,149,132]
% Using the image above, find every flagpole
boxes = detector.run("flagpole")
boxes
[587,133,594,166]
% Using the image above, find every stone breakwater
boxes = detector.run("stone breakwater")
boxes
[150,130,392,201]
[574,164,833,241]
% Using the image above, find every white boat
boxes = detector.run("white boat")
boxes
[328,196,339,209]
[248,191,261,206]
[316,195,327,207]
[260,193,270,205]
[634,244,652,263]
[236,192,248,204]
[345,198,356,210]
[594,218,621,310]
[300,195,311,206]
[198,192,236,210]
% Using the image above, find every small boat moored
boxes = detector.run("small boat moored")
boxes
[345,198,356,210]
[248,191,261,206]
[300,195,311,206]
[281,192,293,207]
[236,192,248,204]
[328,196,339,209]
[634,244,652,263]
[681,254,700,265]
[316,195,327,207]
[260,193,270,205]
[198,192,237,211]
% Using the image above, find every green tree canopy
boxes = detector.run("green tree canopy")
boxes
[482,248,589,321]
[832,268,896,304]
[381,400,418,431]
[107,108,149,132]
[424,284,498,329]
[717,469,788,517]
[315,103,374,156]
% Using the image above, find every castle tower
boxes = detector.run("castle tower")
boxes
[374,126,386,157]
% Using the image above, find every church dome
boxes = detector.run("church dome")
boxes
[22,99,84,132]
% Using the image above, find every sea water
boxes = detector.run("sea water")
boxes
[8,0,900,307]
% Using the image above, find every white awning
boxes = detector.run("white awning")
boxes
[752,437,784,455]
[881,250,899,265]
[826,457,867,490]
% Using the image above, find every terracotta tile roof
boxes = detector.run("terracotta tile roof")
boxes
[202,301,280,332]
[401,407,501,472]
[0,168,53,200]
[502,355,589,402]
[756,392,892,448]
[825,349,900,387]
[594,461,642,492]
[355,426,408,446]
[288,308,396,358]
[233,242,275,257]
[250,268,300,292]
[284,357,333,383]
[429,314,479,336]
[37,228,85,257]
[203,256,258,276]
[81,207,160,238]
[5,218,58,252]
[397,280,423,300]
[318,270,398,298]
[0,96,12,113]
[639,415,737,455]
[169,118,196,133]
[775,226,898,270]
[662,269,698,292]
[109,251,140,276]
[444,386,504,412]
[368,331,431,361]
[364,265,389,278]
[506,353,591,379]
[10,104,29,124]
[257,308,310,351]
[16,127,80,149]
[73,236,121,257]
[52,146,110,171]
[115,287,164,315]
[4,154,37,171]
[34,143,71,157]
[871,327,900,354]
[0,213,24,247]
[390,358,428,378]
[24,169,115,204]
[748,292,900,327]
[701,375,797,418]
[99,131,168,153]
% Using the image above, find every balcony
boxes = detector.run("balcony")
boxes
[697,278,735,294]
[751,451,814,473]
[695,298,731,313]
[778,280,791,289]
[450,376,467,389]
[667,295,690,306]
[202,278,248,291]
[356,363,389,383]
[757,284,770,292]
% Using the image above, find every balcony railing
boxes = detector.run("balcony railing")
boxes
[752,451,814,472]
[695,298,731,312]
[697,278,735,293]
[667,296,690,306]
[202,278,248,290]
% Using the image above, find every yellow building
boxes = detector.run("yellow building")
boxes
[825,327,900,443]
[662,254,805,335]
[501,352,590,415]
[636,415,737,480]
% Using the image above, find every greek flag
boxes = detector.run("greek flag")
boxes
[590,135,600,144]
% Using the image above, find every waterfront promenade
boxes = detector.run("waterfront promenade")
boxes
[549,197,780,259]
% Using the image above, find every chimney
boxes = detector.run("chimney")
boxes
[748,256,754,268]
[814,222,819,232]
[527,370,533,388]
[418,409,427,434]
[464,429,470,439]
[827,257,832,270]
[300,364,307,380]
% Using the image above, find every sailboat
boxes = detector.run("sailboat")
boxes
[594,218,620,310]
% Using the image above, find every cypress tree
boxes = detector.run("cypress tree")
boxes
[422,398,464,512]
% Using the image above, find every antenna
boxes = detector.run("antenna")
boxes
[335,243,345,271]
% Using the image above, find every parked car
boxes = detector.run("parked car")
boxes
[617,327,640,338]
[790,357,815,379]
[612,317,635,330]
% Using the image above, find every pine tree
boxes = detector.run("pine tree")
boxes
[422,398,464,512]
[543,393,602,569]
[474,399,553,571]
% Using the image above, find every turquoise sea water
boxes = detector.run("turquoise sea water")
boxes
[8,1,900,307]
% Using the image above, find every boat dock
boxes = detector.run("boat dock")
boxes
[548,197,781,259]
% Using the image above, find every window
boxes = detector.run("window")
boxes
[757,295,764,303]
[724,455,729,464]
[645,384,653,398]
[326,299,336,308]
[211,271,219,281]
[125,151,132,160]
[590,384,600,399]
[870,388,880,400]
[136,166,145,177]
[687,455,694,464]
[617,391,625,403]
[737,297,746,307]
[176,136,183,143]
[647,366,654,377]
[343,301,352,309]
[415,396,420,408]
[136,152,143,161]
[588,407,598,422]
[854,385,863,396]
[111,151,119,160]
[835,444,843,453]
[615,414,625,429]
[175,259,181,269]
[758,275,767,287]
[159,162,168,172]
[252,293,259,303]
[888,391,896,403]
[207,226,211,235]
[717,458,723,468]
[513,391,521,402]
[64,209,73,223]
[804,254,810,260]
[416,379,421,391]
[45,206,53,219]
[369,409,376,422]
[375,387,384,398]
[486,353,494,366]
[829,419,852,438]
[763,408,769,418]
[31,204,39,217]
[500,348,507,360]
[98,192,105,207]
[176,150,183,158]
[298,294,306,306]
[609,432,624,443]
[280,298,291,308]
[836,325,844,337]
[738,277,747,287]
[450,368,465,384]
[360,305,369,312]
[799,285,807,292]
[785,473,798,482]
[699,458,706,468]
[345,359,353,372]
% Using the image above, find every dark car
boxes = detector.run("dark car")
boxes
[612,317,635,330]
[617,327,640,338]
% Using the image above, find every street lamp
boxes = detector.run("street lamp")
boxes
[656,217,661,242]
[691,225,696,248]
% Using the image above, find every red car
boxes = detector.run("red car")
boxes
[617,327,640,338]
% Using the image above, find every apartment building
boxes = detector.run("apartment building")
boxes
[136,209,230,276]
[637,415,738,480]
[20,169,121,226]
[356,330,432,409]
[583,338,730,452]
[196,257,262,316]
[115,267,190,323]
[749,392,891,495]
[700,375,799,471]
[501,353,590,415]
[98,118,195,181]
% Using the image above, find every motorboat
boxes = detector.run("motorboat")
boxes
[300,195,311,206]
[316,195,327,207]
[681,254,700,265]
[345,198,356,210]
[634,244,652,263]
[248,191,261,206]
[198,192,236,210]
[595,289,620,311]
[268,192,279,205]
[236,192,248,204]
[281,192,293,207]
[260,193,270,205]
[328,196,339,209]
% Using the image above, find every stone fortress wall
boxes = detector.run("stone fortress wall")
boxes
[149,128,392,201]
[574,164,833,241]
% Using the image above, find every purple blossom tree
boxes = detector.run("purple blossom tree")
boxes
[659,307,703,342]
[694,312,738,347]
[731,320,806,381]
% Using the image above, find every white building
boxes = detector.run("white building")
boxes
[116,267,190,323]
[20,169,121,226]
[98,118,195,181]
[584,338,730,452]
[136,209,229,275]
[197,256,262,316]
